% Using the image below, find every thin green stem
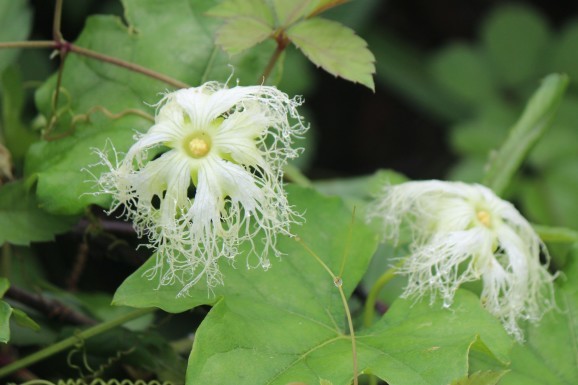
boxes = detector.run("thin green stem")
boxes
[45,46,69,138]
[0,308,154,379]
[294,236,335,280]
[362,261,403,328]
[294,236,359,385]
[337,284,358,385]
[363,262,402,385]
[283,163,312,188]
[339,206,355,277]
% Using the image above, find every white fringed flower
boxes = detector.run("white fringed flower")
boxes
[95,82,307,294]
[368,180,556,340]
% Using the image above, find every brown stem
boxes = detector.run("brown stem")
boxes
[70,44,190,89]
[260,34,289,84]
[0,41,56,49]
[53,0,64,42]
[66,241,89,291]
[307,0,349,18]
[0,41,189,89]
[6,286,97,326]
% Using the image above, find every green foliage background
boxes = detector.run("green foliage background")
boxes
[1,1,577,385]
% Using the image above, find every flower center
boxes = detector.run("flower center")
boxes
[185,132,212,158]
[476,210,492,228]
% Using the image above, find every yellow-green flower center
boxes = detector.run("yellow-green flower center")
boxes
[476,210,492,228]
[185,132,212,158]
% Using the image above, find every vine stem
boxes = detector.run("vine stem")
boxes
[53,0,64,42]
[0,41,189,90]
[0,308,154,379]
[70,45,190,89]
[260,35,289,84]
[362,260,404,385]
[362,263,401,329]
[338,284,358,385]
[283,164,312,188]
[294,236,359,385]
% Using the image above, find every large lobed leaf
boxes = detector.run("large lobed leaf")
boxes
[26,0,275,215]
[114,186,511,385]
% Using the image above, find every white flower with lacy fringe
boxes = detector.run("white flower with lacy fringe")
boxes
[368,180,556,341]
[94,82,307,295]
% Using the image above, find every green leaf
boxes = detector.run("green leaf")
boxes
[0,300,12,343]
[213,18,275,55]
[273,0,312,26]
[0,277,8,297]
[208,0,274,21]
[11,308,40,331]
[115,186,511,384]
[287,18,375,90]
[208,0,275,55]
[430,43,497,106]
[313,169,407,218]
[0,1,32,74]
[1,66,39,163]
[27,0,275,215]
[483,73,569,196]
[500,247,578,385]
[0,181,78,245]
[482,4,550,87]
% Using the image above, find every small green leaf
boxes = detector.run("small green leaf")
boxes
[11,308,40,331]
[208,0,274,22]
[208,0,275,54]
[0,277,8,297]
[214,18,274,55]
[483,73,569,196]
[430,43,497,106]
[0,181,78,245]
[287,17,375,90]
[500,247,578,385]
[0,300,12,343]
[482,4,550,86]
[0,1,32,74]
